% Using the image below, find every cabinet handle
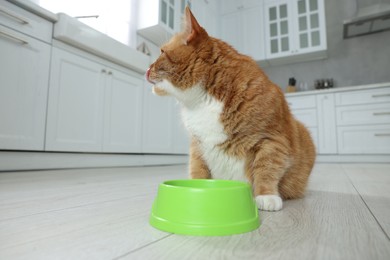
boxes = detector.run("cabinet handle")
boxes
[373,112,390,116]
[374,133,390,137]
[0,29,28,45]
[372,93,390,98]
[0,6,29,25]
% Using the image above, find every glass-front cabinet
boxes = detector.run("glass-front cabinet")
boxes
[160,0,175,31]
[264,0,327,62]
[297,0,322,49]
[138,0,184,45]
[265,1,292,56]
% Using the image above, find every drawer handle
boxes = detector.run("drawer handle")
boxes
[373,112,390,116]
[375,133,390,137]
[372,93,390,98]
[0,30,28,45]
[0,6,30,25]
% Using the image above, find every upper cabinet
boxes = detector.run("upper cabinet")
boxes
[217,0,327,66]
[220,1,266,66]
[191,0,219,37]
[137,0,187,46]
[264,0,327,65]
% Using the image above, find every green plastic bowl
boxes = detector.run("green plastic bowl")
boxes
[150,179,260,236]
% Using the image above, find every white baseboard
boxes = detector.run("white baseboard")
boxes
[316,154,390,163]
[0,151,188,171]
[2,151,388,172]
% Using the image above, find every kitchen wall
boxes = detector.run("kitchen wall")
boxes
[262,0,390,91]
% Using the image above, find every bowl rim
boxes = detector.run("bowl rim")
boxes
[161,179,251,191]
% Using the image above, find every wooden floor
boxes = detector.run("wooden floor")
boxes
[0,163,389,260]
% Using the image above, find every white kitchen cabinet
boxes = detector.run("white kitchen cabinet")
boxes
[137,0,183,46]
[264,0,327,64]
[316,94,337,154]
[172,103,190,154]
[46,47,106,152]
[220,0,260,15]
[191,0,219,37]
[288,93,339,155]
[103,69,143,153]
[142,89,174,153]
[220,3,266,63]
[337,125,390,154]
[286,95,319,152]
[220,11,240,50]
[46,47,144,153]
[0,0,52,43]
[286,83,390,161]
[335,87,390,155]
[142,88,189,154]
[0,24,51,150]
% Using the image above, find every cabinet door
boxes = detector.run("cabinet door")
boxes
[220,12,242,52]
[242,5,265,61]
[221,5,265,61]
[264,0,293,58]
[264,0,327,62]
[46,47,105,152]
[142,88,175,153]
[103,69,143,153]
[317,94,338,154]
[160,0,176,32]
[172,104,189,154]
[190,0,219,37]
[294,0,326,53]
[220,0,243,15]
[0,25,50,150]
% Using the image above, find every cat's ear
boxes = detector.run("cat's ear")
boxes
[184,6,205,44]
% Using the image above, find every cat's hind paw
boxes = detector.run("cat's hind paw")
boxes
[255,195,283,211]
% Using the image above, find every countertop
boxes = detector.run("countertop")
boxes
[5,0,150,73]
[7,0,58,22]
[285,82,390,97]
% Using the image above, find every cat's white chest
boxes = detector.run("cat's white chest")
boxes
[181,90,247,182]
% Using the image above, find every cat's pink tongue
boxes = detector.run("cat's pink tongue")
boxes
[145,68,154,84]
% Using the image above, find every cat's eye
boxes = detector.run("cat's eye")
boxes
[160,49,165,54]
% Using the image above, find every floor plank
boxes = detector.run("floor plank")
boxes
[0,197,169,259]
[0,166,185,220]
[342,164,390,239]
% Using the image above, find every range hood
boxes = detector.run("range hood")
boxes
[343,0,390,39]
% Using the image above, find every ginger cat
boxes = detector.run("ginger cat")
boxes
[146,7,316,211]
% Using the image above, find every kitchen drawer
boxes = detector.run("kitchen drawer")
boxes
[337,124,390,154]
[286,95,316,109]
[0,1,52,43]
[336,103,390,126]
[335,87,390,106]
[291,108,317,127]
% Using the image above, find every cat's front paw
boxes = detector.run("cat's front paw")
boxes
[255,195,283,211]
